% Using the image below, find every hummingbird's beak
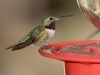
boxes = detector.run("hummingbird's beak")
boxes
[55,14,74,21]
[60,14,75,19]
[55,17,60,21]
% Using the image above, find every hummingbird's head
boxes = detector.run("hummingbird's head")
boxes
[42,16,60,26]
[42,15,74,30]
[42,16,60,30]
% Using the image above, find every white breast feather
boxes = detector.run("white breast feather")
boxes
[46,29,55,39]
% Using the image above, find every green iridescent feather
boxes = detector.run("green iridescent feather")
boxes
[5,25,44,50]
[18,25,43,43]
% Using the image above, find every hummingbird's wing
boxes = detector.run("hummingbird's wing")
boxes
[6,25,44,51]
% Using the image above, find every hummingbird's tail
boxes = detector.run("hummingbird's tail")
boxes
[5,42,19,50]
[5,39,34,51]
[5,44,16,50]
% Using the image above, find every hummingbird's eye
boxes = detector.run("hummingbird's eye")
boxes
[49,17,53,20]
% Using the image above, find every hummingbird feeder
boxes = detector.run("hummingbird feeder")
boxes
[39,0,100,75]
[39,40,100,75]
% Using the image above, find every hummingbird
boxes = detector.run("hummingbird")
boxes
[6,15,74,51]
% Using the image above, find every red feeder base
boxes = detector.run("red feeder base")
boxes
[39,40,100,75]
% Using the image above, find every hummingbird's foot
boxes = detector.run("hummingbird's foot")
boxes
[42,45,47,50]
[50,46,55,51]
[39,44,48,50]
[44,42,53,50]
[39,44,55,51]
[47,44,55,50]
[48,44,52,49]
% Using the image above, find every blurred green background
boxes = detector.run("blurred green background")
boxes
[0,0,99,75]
